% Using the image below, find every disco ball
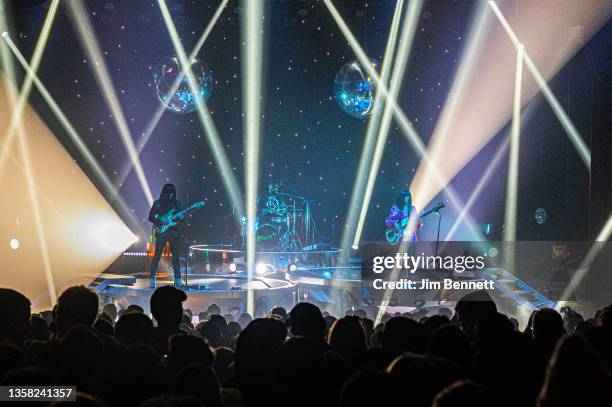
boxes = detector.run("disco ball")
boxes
[334,59,380,119]
[534,208,548,225]
[153,56,212,114]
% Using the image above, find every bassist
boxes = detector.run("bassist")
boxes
[148,183,183,287]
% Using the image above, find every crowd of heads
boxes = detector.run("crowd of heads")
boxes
[1,285,612,407]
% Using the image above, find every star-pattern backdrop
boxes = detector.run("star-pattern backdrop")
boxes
[10,0,605,245]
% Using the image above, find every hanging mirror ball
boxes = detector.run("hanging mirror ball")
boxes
[333,59,380,119]
[153,56,213,114]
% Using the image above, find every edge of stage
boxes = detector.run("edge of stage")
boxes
[97,243,556,318]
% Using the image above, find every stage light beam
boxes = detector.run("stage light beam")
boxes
[0,0,59,175]
[66,0,154,205]
[116,0,229,191]
[2,34,145,239]
[557,214,612,306]
[504,44,524,246]
[0,29,57,306]
[156,0,245,220]
[444,137,510,241]
[241,0,265,315]
[323,0,484,247]
[488,1,591,169]
[340,0,404,253]
[352,0,424,249]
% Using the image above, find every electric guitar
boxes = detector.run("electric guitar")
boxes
[153,201,205,234]
[385,201,445,245]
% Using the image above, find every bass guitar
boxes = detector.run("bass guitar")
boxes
[385,201,444,245]
[154,201,205,234]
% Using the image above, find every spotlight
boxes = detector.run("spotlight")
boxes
[1,32,7,38]
[287,262,298,272]
[255,263,267,275]
[229,262,237,272]
[9,238,20,250]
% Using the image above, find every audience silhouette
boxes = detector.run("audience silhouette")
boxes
[0,285,611,407]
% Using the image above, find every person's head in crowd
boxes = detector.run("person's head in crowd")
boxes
[235,317,287,374]
[167,335,214,374]
[175,363,221,407]
[55,286,99,338]
[237,312,253,329]
[29,315,50,341]
[288,302,326,342]
[354,308,367,319]
[93,318,114,336]
[533,308,566,357]
[39,310,53,326]
[150,286,187,329]
[270,306,287,320]
[538,334,612,407]
[115,312,154,345]
[382,317,428,356]
[327,316,367,356]
[0,288,31,346]
[433,380,501,407]
[207,303,221,315]
[339,367,396,407]
[198,311,208,323]
[223,313,235,322]
[598,304,612,328]
[229,306,241,318]
[388,353,441,407]
[101,303,117,322]
[438,307,453,319]
[324,315,337,332]
[428,324,472,369]
[198,321,222,348]
[423,314,451,332]
[226,321,241,341]
[560,306,584,333]
[209,314,227,333]
[454,290,497,340]
[125,304,144,314]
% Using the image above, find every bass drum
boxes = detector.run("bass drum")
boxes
[255,223,280,250]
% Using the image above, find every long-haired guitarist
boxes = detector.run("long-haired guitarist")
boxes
[148,183,183,287]
[385,190,421,250]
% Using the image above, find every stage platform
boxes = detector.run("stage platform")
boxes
[94,273,296,317]
[99,245,555,320]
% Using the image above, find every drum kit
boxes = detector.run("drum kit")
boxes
[239,182,317,251]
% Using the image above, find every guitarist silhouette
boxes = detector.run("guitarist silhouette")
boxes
[385,190,420,254]
[148,183,183,287]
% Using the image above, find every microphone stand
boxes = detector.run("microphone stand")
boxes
[434,209,443,257]
[184,181,191,287]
